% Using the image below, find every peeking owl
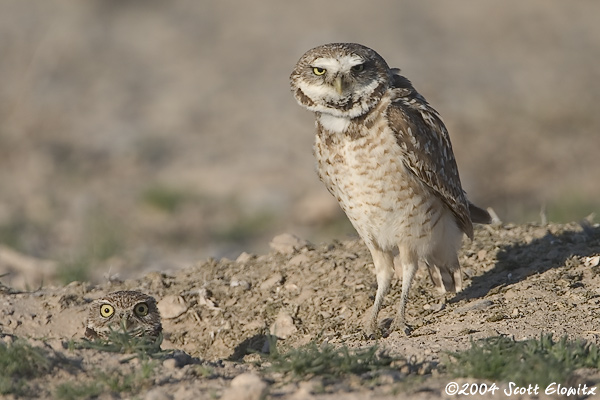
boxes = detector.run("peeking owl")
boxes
[85,290,162,340]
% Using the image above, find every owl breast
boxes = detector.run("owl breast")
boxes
[315,110,451,255]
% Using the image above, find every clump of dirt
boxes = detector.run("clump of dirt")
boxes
[1,222,600,399]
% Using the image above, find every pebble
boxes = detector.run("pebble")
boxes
[453,299,494,314]
[477,249,488,260]
[197,288,219,310]
[260,272,283,291]
[284,283,300,293]
[270,310,297,339]
[157,295,188,319]
[236,252,255,263]
[221,373,268,400]
[231,277,251,291]
[288,253,311,266]
[584,255,600,267]
[162,358,178,370]
[269,233,310,254]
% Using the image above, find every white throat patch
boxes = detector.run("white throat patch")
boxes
[318,113,351,133]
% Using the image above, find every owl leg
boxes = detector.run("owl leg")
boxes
[393,245,419,335]
[367,246,394,337]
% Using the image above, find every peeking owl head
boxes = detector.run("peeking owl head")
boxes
[85,290,162,340]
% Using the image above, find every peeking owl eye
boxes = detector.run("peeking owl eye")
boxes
[312,67,326,76]
[100,304,115,318]
[134,302,149,317]
[351,64,365,73]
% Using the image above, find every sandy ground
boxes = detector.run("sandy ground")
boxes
[2,221,600,399]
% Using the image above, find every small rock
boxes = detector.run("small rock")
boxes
[221,373,268,400]
[231,277,251,291]
[225,297,238,307]
[477,249,488,261]
[270,310,297,339]
[157,295,188,319]
[197,288,220,310]
[288,253,311,266]
[427,302,445,312]
[236,252,255,263]
[321,311,334,320]
[295,289,315,304]
[162,358,178,370]
[260,272,283,291]
[400,364,411,374]
[269,233,310,254]
[453,299,494,314]
[284,283,300,293]
[584,255,600,268]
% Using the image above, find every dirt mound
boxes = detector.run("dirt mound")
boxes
[1,222,600,398]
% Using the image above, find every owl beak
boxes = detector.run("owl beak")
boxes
[334,76,344,95]
[120,312,133,330]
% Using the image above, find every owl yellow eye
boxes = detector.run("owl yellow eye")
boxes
[351,64,364,73]
[100,304,114,318]
[134,302,149,317]
[313,67,326,76]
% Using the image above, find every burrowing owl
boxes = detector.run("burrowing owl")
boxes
[85,290,162,340]
[290,43,491,336]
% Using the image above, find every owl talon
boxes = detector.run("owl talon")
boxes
[364,330,379,340]
[392,321,412,336]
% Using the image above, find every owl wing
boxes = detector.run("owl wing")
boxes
[386,73,474,238]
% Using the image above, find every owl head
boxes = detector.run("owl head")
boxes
[290,43,392,119]
[85,290,162,340]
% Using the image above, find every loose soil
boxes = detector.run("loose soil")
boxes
[2,222,600,399]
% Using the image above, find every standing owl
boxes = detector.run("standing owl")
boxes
[290,43,491,336]
[85,290,162,340]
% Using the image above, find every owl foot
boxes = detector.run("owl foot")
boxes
[365,324,380,340]
[391,320,412,336]
[365,318,400,339]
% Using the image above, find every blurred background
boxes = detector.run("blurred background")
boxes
[0,0,598,286]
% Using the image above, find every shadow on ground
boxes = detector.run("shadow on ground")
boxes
[454,223,600,302]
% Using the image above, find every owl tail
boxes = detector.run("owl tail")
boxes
[426,260,463,293]
[468,202,492,225]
